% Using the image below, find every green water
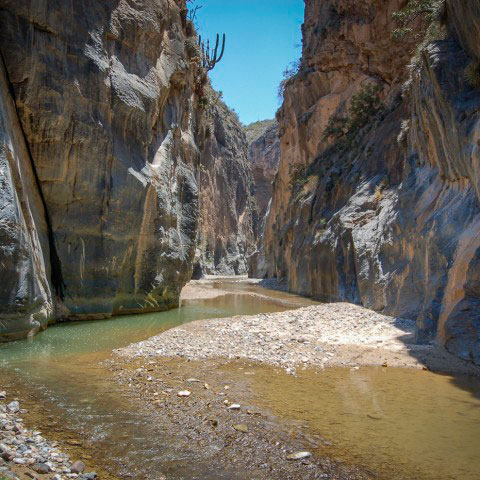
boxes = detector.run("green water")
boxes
[0,281,315,479]
[1,280,480,480]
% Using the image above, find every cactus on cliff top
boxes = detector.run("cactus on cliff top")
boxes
[198,33,226,72]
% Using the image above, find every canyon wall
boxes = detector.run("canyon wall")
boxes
[245,120,280,278]
[0,0,255,338]
[193,92,257,277]
[245,120,280,221]
[263,0,480,364]
[0,58,53,340]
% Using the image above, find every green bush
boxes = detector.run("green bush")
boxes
[323,84,384,148]
[392,0,446,68]
[465,61,480,88]
[289,164,308,193]
[392,0,445,41]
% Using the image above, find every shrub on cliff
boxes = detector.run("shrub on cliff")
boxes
[323,84,385,149]
[392,0,446,68]
[392,0,445,41]
[465,61,480,89]
[278,59,301,100]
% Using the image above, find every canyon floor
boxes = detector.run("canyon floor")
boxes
[105,278,480,479]
[2,278,480,480]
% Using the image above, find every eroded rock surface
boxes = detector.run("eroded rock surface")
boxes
[0,57,53,340]
[245,119,280,220]
[0,0,211,337]
[262,0,480,363]
[193,93,257,277]
[0,0,258,337]
[245,120,280,278]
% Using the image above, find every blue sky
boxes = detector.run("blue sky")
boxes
[194,0,305,125]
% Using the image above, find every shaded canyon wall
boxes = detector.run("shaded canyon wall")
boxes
[0,0,256,339]
[193,92,258,277]
[262,0,480,363]
[245,120,280,278]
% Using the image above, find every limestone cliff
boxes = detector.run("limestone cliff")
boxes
[0,0,211,335]
[245,120,280,221]
[193,91,257,277]
[0,57,52,340]
[263,0,480,364]
[245,120,280,278]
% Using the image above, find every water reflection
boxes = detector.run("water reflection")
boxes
[246,364,480,480]
[0,283,308,479]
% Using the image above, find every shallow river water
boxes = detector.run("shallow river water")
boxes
[1,279,480,479]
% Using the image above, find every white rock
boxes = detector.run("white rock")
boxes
[287,451,312,460]
[177,390,191,397]
[6,401,20,413]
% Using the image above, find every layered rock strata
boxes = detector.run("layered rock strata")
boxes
[263,0,480,363]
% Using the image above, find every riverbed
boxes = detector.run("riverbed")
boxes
[1,278,480,479]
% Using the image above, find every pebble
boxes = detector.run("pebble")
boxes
[0,396,82,480]
[227,404,241,410]
[32,462,51,474]
[6,402,19,414]
[287,451,312,460]
[232,424,248,433]
[71,460,85,473]
[177,390,191,397]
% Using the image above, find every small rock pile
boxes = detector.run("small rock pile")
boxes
[0,391,97,480]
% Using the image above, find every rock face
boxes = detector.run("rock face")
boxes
[263,0,480,364]
[244,120,280,278]
[245,120,280,220]
[193,93,257,277]
[0,58,53,340]
[0,0,213,335]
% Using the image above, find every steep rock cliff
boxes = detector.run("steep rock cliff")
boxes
[0,0,207,330]
[0,57,52,340]
[193,92,257,277]
[245,120,280,278]
[263,0,480,363]
[245,120,280,220]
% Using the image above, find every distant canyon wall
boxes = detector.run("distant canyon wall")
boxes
[193,92,258,277]
[262,0,480,364]
[245,120,280,278]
